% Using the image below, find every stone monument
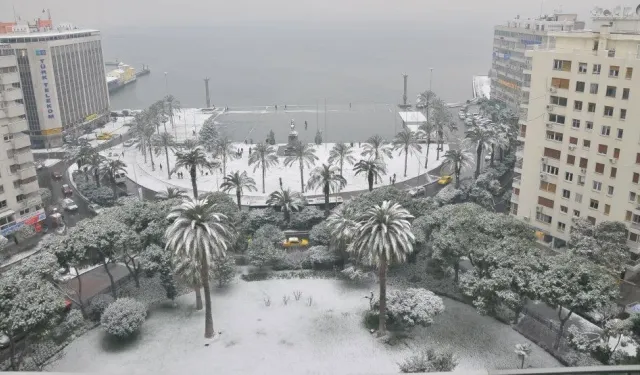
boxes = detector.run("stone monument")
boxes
[285,119,299,156]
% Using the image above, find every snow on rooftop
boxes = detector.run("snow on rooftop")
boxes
[473,75,491,100]
[398,111,426,124]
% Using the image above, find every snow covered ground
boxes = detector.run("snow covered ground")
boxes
[47,279,560,374]
[473,75,491,100]
[116,141,446,200]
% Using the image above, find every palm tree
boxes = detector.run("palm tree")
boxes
[361,134,392,162]
[284,141,318,193]
[307,164,347,216]
[417,121,436,168]
[432,98,456,160]
[87,153,105,187]
[266,188,304,224]
[143,121,157,170]
[156,187,186,200]
[100,159,127,200]
[328,143,356,176]
[173,146,218,198]
[353,159,387,192]
[164,95,181,128]
[214,136,237,176]
[350,201,414,336]
[392,129,422,177]
[326,204,358,261]
[153,132,175,179]
[173,257,204,310]
[441,149,475,188]
[130,113,148,163]
[248,143,279,194]
[165,196,235,338]
[463,125,494,179]
[220,171,257,209]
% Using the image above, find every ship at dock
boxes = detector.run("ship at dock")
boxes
[106,63,150,94]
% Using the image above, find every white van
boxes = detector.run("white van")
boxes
[114,171,127,184]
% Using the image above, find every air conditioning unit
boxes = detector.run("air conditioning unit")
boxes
[536,206,543,212]
[569,145,576,151]
[523,216,530,221]
[546,105,555,111]
[580,168,587,174]
[549,87,557,93]
[541,157,548,162]
[546,123,553,128]
[610,158,617,164]
[540,173,547,179]
[636,205,640,211]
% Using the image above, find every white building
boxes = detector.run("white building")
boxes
[491,13,584,113]
[511,22,640,253]
[0,44,44,239]
[0,24,110,148]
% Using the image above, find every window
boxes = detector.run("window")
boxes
[597,144,608,155]
[578,175,586,186]
[0,200,6,209]
[632,213,640,224]
[576,81,585,92]
[575,193,583,203]
[562,189,571,199]
[627,67,633,79]
[617,128,624,139]
[593,64,601,74]
[588,103,596,113]
[579,157,588,168]
[2,134,13,142]
[543,164,559,175]
[620,109,627,120]
[583,139,591,149]
[565,171,574,182]
[574,101,583,111]
[539,181,557,193]
[630,191,637,202]
[567,154,575,165]
[592,180,602,191]
[595,163,605,174]
[610,65,620,77]
[630,232,639,242]
[623,88,630,100]
[611,167,617,178]
[586,121,593,130]
[614,148,620,159]
[590,199,600,209]
[538,196,555,208]
[608,185,615,195]
[587,216,596,225]
[556,222,566,232]
[548,114,566,124]
[544,147,561,159]
[571,119,580,129]
[604,204,611,215]
[546,131,563,142]
[550,96,568,106]
[606,86,617,97]
[637,153,640,164]
[551,77,570,89]
[569,136,578,145]
[590,83,599,94]
[601,125,611,136]
[578,63,587,73]
[560,205,568,213]
[536,211,553,224]
[634,172,639,184]
[604,106,614,117]
[573,209,581,217]
[554,59,572,71]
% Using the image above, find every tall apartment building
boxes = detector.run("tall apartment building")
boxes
[511,23,640,253]
[0,45,44,239]
[0,24,110,149]
[491,13,584,113]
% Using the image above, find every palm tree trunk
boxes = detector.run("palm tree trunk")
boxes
[368,172,374,192]
[194,283,203,310]
[94,169,100,187]
[299,163,305,193]
[475,144,483,179]
[455,167,461,189]
[403,148,408,177]
[149,144,155,171]
[261,164,266,194]
[284,207,290,224]
[340,159,344,176]
[490,144,495,167]
[236,190,241,209]
[324,183,330,217]
[200,253,215,338]
[142,139,147,163]
[190,166,198,198]
[164,145,171,179]
[424,136,431,168]
[436,130,443,160]
[378,256,388,336]
[111,177,118,200]
[223,156,227,177]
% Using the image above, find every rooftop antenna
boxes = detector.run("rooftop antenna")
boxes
[47,8,51,21]
[12,5,17,22]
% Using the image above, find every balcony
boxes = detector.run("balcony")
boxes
[0,71,20,85]
[12,150,33,165]
[510,193,519,202]
[18,179,39,195]
[11,135,31,149]
[0,104,25,119]
[8,119,28,133]
[0,55,17,69]
[16,196,41,209]
[516,146,524,158]
[17,165,36,180]
[514,159,523,173]
[513,177,521,187]
[1,87,23,102]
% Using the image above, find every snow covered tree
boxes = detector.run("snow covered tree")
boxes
[254,224,285,245]
[382,288,444,328]
[399,348,457,373]
[247,236,284,269]
[211,254,236,287]
[309,221,331,246]
[536,254,619,349]
[198,115,219,152]
[266,130,276,145]
[568,318,634,364]
[39,187,52,208]
[140,244,177,301]
[569,218,630,274]
[314,129,323,145]
[101,297,146,338]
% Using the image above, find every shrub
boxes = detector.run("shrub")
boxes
[247,236,285,268]
[341,265,373,282]
[289,206,325,230]
[398,349,458,373]
[77,179,116,207]
[308,245,341,270]
[212,255,236,287]
[373,288,445,329]
[272,250,312,270]
[246,209,284,233]
[89,294,114,321]
[309,221,331,246]
[254,224,285,245]
[100,298,146,338]
[52,309,85,342]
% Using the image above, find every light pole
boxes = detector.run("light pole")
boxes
[164,72,168,94]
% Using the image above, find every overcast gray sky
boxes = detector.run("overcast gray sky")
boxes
[1,0,626,29]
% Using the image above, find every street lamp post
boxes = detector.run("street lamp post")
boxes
[164,72,168,94]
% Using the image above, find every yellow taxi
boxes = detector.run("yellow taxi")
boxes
[97,132,113,140]
[437,175,453,185]
[282,237,309,248]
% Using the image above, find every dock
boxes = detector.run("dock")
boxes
[135,64,150,78]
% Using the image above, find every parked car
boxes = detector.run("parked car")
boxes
[88,204,103,215]
[282,237,309,248]
[409,186,426,197]
[123,139,135,147]
[437,175,453,185]
[96,132,112,140]
[114,171,127,184]
[61,184,73,196]
[458,111,466,119]
[62,198,78,211]
[52,171,63,180]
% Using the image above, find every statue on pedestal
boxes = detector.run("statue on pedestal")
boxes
[285,119,299,156]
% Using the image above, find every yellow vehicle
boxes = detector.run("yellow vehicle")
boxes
[282,237,309,248]
[437,175,453,185]
[97,132,113,140]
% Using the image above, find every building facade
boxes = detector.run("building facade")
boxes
[0,25,110,148]
[0,44,44,239]
[511,24,640,253]
[491,14,584,113]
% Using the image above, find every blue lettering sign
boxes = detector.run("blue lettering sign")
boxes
[38,54,55,120]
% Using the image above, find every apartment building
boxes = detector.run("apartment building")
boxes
[491,13,584,113]
[0,24,110,149]
[511,23,640,252]
[0,44,44,239]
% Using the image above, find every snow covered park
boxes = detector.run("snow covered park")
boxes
[47,279,560,374]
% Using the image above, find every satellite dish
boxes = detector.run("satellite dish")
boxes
[624,7,632,16]
[603,9,612,16]
[636,4,640,16]
[592,7,603,16]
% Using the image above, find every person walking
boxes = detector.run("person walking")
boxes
[304,120,308,130]
[159,163,162,171]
